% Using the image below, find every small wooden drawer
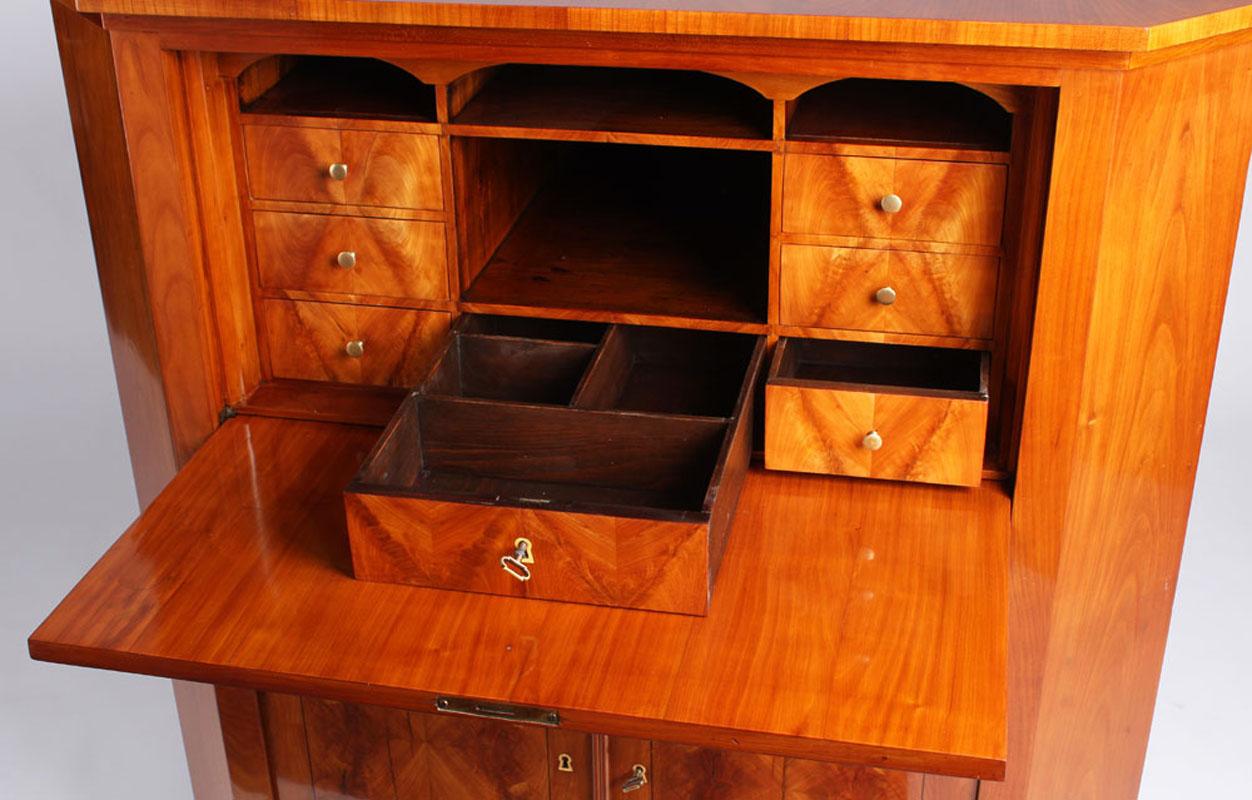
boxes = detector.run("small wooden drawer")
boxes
[346,316,766,615]
[243,123,443,210]
[254,210,449,301]
[782,154,1006,246]
[261,299,450,387]
[765,338,988,487]
[780,243,998,338]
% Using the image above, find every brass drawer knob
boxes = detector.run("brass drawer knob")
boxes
[344,340,365,358]
[327,162,349,181]
[862,430,884,451]
[336,250,357,269]
[879,193,904,213]
[875,286,897,305]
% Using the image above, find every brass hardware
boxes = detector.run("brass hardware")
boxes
[622,764,648,793]
[557,753,574,773]
[328,162,349,181]
[501,537,533,582]
[435,696,560,726]
[344,340,365,358]
[336,250,357,269]
[862,430,884,451]
[879,193,903,213]
[874,286,897,305]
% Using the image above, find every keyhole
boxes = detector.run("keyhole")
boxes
[557,753,574,772]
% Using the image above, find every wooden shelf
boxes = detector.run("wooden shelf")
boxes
[452,65,773,145]
[242,56,437,123]
[463,149,770,326]
[29,416,1008,778]
[788,79,1012,152]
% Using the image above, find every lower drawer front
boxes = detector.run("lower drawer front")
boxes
[765,384,987,487]
[780,244,998,339]
[346,494,712,615]
[254,210,449,301]
[262,299,450,387]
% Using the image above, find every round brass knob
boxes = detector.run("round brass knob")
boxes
[875,286,897,305]
[336,250,357,269]
[344,340,365,358]
[328,162,349,181]
[879,193,903,213]
[862,430,884,451]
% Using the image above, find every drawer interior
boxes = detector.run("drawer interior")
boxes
[772,337,989,398]
[353,316,765,520]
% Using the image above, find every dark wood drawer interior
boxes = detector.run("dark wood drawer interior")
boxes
[346,315,766,614]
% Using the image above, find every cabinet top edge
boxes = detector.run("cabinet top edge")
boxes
[71,0,1252,54]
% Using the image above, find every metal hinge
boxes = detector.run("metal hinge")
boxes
[435,696,560,726]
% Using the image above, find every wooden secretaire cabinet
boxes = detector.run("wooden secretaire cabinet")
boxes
[30,1,1252,798]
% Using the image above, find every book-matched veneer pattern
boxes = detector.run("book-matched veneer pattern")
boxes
[253,210,449,302]
[243,123,444,210]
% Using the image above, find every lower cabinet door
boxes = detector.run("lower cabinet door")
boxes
[253,694,980,800]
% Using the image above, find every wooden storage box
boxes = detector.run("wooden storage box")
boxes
[345,316,766,615]
[765,338,989,487]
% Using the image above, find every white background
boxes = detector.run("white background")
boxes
[1,2,1248,797]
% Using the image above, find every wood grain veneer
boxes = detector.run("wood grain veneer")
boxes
[29,417,1008,778]
[779,244,999,339]
[253,210,449,302]
[783,155,1006,246]
[261,299,450,387]
[71,0,1252,53]
[243,124,443,210]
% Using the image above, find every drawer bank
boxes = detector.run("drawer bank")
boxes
[29,2,1252,799]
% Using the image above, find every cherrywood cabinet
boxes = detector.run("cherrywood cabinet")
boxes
[32,2,1252,799]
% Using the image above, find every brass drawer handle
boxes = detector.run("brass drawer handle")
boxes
[344,340,365,358]
[501,537,533,582]
[879,193,903,213]
[622,764,648,793]
[874,286,897,305]
[327,162,349,181]
[336,250,357,269]
[862,430,884,451]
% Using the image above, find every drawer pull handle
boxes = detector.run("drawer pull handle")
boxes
[874,286,897,305]
[344,340,365,358]
[862,430,884,451]
[327,162,349,181]
[336,250,357,269]
[622,764,648,793]
[501,537,533,582]
[879,193,904,213]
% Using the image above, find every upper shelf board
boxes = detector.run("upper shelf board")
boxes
[77,0,1252,53]
[29,416,1008,779]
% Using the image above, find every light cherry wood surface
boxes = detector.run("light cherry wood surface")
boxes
[261,299,450,386]
[254,210,449,302]
[244,124,444,210]
[71,0,1252,52]
[783,155,1006,246]
[29,416,1009,779]
[779,244,998,338]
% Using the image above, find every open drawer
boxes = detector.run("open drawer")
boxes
[765,338,990,487]
[344,316,766,615]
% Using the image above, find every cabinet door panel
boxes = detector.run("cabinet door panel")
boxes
[652,741,783,799]
[783,760,919,800]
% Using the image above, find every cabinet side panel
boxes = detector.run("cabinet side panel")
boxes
[50,3,178,506]
[1002,43,1252,800]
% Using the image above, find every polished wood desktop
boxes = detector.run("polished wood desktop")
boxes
[31,1,1252,798]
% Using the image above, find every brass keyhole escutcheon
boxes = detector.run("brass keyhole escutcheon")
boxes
[557,753,574,772]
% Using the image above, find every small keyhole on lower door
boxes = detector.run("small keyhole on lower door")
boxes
[557,753,574,772]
